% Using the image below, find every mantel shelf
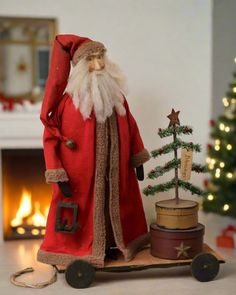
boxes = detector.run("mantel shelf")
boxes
[0,112,40,120]
[0,111,43,149]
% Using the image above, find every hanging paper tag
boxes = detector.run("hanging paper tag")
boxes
[180,148,193,181]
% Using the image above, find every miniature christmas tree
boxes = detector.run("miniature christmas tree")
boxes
[143,109,206,202]
[203,66,236,218]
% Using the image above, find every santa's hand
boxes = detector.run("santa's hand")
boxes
[58,182,73,197]
[136,165,144,181]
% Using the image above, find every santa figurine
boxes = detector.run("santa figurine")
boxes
[37,34,150,268]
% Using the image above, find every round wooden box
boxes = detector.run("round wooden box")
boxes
[156,199,199,230]
[150,223,205,260]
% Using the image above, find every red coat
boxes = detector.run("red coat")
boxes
[37,94,150,267]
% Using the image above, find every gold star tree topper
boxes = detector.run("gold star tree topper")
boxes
[167,109,180,127]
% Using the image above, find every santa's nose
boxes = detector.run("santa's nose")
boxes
[89,57,105,72]
[93,59,101,70]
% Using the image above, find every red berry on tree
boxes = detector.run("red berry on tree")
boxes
[207,144,213,150]
[209,119,215,127]
[203,179,209,187]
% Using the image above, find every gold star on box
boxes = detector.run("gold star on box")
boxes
[175,242,191,258]
[167,109,180,127]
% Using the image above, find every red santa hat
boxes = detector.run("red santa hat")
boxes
[40,34,106,147]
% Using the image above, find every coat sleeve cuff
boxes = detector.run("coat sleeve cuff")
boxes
[130,148,150,168]
[45,168,69,184]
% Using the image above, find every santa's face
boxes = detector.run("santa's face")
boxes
[65,51,128,123]
[86,52,105,72]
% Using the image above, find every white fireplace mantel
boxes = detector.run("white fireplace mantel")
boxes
[0,112,43,149]
[0,111,43,243]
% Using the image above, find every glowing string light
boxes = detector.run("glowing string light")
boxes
[209,164,214,170]
[227,172,233,178]
[223,204,229,211]
[207,194,214,201]
[222,97,229,107]
[206,157,211,164]
[219,123,225,131]
[215,167,221,178]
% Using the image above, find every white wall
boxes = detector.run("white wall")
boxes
[212,0,236,117]
[1,0,212,221]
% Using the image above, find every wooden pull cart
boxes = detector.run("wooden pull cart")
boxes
[55,243,225,288]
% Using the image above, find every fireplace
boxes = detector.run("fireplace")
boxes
[2,149,51,240]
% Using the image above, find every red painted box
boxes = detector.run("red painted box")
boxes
[150,223,205,260]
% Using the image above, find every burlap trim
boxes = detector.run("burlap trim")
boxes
[72,41,106,65]
[123,233,150,261]
[91,119,107,264]
[108,113,126,252]
[37,250,103,268]
[37,233,150,268]
[45,168,69,184]
[130,148,150,168]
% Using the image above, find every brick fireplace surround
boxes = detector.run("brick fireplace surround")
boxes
[0,112,43,243]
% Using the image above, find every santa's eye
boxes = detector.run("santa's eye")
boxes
[86,56,93,61]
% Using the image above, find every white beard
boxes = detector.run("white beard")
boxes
[65,55,128,123]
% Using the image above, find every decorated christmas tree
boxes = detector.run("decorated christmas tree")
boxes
[203,66,236,218]
[143,109,206,201]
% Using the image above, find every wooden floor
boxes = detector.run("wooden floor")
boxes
[1,239,236,295]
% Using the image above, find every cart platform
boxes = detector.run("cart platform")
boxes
[56,243,225,288]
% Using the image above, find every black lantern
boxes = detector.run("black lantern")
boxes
[55,201,79,234]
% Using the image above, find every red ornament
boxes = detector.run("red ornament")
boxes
[207,144,213,150]
[203,179,209,187]
[209,119,215,127]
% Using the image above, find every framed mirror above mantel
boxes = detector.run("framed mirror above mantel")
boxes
[0,16,57,111]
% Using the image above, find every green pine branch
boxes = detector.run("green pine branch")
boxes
[147,159,207,179]
[147,159,180,179]
[143,178,206,197]
[143,179,176,196]
[178,180,206,196]
[192,163,208,173]
[158,125,193,138]
[151,139,201,158]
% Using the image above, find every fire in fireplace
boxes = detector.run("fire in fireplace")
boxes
[2,149,51,240]
[10,187,49,239]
